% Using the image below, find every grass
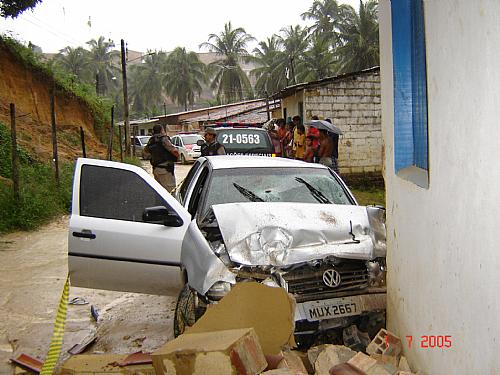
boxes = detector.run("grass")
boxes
[351,187,386,207]
[0,123,74,233]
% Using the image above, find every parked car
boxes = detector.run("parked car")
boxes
[68,156,386,346]
[170,133,203,164]
[131,135,151,159]
[201,126,275,156]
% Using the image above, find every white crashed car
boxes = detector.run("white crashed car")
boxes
[68,156,386,346]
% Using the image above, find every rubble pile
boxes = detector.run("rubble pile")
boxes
[10,284,422,375]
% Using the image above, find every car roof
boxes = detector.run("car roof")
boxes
[214,127,267,132]
[204,156,330,170]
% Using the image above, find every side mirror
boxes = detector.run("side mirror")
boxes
[142,206,184,227]
[196,139,205,146]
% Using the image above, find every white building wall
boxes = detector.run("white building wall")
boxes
[380,0,500,373]
[303,72,382,175]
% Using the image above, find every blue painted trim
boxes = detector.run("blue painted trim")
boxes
[391,0,429,173]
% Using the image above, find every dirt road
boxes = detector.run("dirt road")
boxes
[0,163,193,374]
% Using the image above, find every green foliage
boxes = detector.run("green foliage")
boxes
[0,0,41,18]
[164,47,207,111]
[0,123,74,233]
[351,187,385,207]
[200,22,255,102]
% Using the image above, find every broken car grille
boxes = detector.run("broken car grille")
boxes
[283,261,369,303]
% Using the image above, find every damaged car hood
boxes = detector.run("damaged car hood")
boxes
[212,202,386,267]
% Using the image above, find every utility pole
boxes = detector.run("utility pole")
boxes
[265,91,270,121]
[121,39,131,157]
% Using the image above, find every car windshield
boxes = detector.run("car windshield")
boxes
[215,129,272,152]
[181,135,202,145]
[137,136,150,146]
[203,167,353,215]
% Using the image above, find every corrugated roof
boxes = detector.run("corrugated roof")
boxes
[271,66,380,99]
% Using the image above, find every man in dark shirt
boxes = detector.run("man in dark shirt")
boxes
[144,124,179,192]
[200,127,226,156]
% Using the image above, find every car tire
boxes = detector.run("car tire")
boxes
[180,154,187,165]
[173,284,206,337]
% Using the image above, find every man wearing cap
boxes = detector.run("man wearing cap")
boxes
[200,127,226,156]
[144,124,179,192]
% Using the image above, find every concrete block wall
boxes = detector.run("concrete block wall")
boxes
[304,71,382,176]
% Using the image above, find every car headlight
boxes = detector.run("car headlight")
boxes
[367,259,386,288]
[206,281,232,301]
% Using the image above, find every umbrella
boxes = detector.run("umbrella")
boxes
[304,119,343,135]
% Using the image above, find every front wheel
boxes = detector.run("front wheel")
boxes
[180,154,187,165]
[173,284,206,337]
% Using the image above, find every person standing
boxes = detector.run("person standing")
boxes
[317,129,334,168]
[291,115,301,158]
[144,124,179,192]
[325,118,339,173]
[276,119,287,157]
[294,124,306,160]
[284,120,294,158]
[200,127,226,156]
[304,135,315,162]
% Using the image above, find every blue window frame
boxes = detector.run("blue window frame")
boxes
[391,0,429,186]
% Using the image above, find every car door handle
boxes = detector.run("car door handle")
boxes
[72,231,96,239]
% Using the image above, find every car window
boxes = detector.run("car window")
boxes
[188,166,210,216]
[203,167,352,215]
[170,137,178,146]
[215,129,274,154]
[80,165,173,222]
[178,160,202,204]
[180,135,202,145]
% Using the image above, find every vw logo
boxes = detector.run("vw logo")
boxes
[322,269,341,288]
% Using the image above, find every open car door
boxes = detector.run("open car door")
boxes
[68,158,191,296]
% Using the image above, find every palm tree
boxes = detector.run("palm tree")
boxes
[250,36,287,97]
[200,22,255,103]
[336,0,379,73]
[164,47,207,111]
[86,36,119,95]
[128,51,168,117]
[296,35,338,82]
[301,0,350,46]
[276,25,310,85]
[54,46,90,82]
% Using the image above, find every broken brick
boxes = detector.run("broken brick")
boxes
[370,354,398,368]
[314,345,357,375]
[366,329,402,359]
[348,352,378,372]
[397,357,411,372]
[151,328,267,375]
[276,350,308,375]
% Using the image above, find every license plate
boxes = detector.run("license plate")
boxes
[301,297,360,321]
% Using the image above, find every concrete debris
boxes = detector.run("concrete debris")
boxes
[347,352,378,372]
[261,369,295,375]
[366,329,402,359]
[313,345,357,375]
[276,350,308,375]
[342,325,371,352]
[151,327,267,375]
[397,356,411,372]
[186,282,296,355]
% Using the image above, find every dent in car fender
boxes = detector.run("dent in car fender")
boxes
[181,220,236,295]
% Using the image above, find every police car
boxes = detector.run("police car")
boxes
[210,125,275,157]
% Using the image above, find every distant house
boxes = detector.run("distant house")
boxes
[271,67,382,178]
[380,1,500,374]
[152,98,279,135]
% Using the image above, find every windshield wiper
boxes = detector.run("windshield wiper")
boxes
[233,183,264,202]
[295,177,332,204]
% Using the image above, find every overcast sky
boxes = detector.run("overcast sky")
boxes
[0,0,360,54]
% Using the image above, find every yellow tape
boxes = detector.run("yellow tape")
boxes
[40,274,69,375]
